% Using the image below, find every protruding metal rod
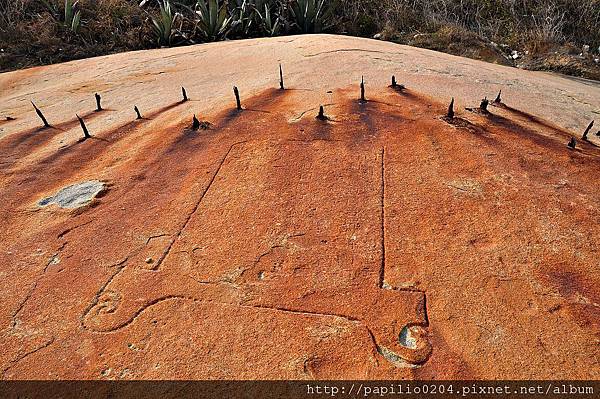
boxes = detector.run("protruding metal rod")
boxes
[447,98,455,119]
[95,93,102,111]
[494,90,502,104]
[134,106,142,120]
[76,114,91,139]
[192,114,200,130]
[480,97,489,112]
[234,86,242,110]
[391,75,397,88]
[582,120,594,140]
[568,137,577,149]
[31,101,50,128]
[317,105,327,121]
[279,64,284,90]
[360,76,366,102]
[182,87,188,102]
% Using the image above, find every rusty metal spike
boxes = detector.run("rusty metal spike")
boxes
[95,93,102,111]
[76,114,91,139]
[391,75,397,87]
[582,120,594,140]
[480,97,489,112]
[494,90,502,103]
[134,106,142,120]
[31,101,50,128]
[279,64,284,90]
[234,86,241,110]
[447,98,455,119]
[317,105,327,121]
[192,114,200,130]
[360,76,366,102]
[182,87,188,102]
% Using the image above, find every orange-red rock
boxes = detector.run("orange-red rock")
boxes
[0,35,598,380]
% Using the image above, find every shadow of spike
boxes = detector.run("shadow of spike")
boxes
[31,101,51,128]
[494,90,502,104]
[182,87,188,102]
[76,114,91,139]
[360,76,366,103]
[279,64,285,90]
[192,114,200,130]
[568,137,577,149]
[582,120,594,140]
[134,106,143,120]
[447,98,455,119]
[480,97,489,112]
[95,93,102,111]
[316,105,328,121]
[234,86,242,110]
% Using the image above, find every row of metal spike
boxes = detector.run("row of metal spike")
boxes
[26,65,596,149]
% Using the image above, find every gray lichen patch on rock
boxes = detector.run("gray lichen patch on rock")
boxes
[38,180,106,209]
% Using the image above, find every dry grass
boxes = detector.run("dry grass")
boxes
[0,0,151,71]
[337,0,600,48]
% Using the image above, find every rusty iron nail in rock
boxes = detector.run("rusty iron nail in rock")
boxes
[31,101,51,128]
[447,98,455,119]
[317,105,327,121]
[95,93,102,111]
[192,114,200,130]
[480,97,489,112]
[494,90,502,104]
[360,76,366,102]
[182,87,188,102]
[279,64,284,90]
[134,106,142,120]
[234,86,242,110]
[76,114,91,139]
[568,137,577,149]
[582,120,594,140]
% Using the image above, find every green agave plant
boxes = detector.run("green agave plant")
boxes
[64,0,81,33]
[256,3,281,36]
[195,0,233,41]
[228,0,283,37]
[289,0,334,33]
[150,0,181,46]
[40,0,82,33]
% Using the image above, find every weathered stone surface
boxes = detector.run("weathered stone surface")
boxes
[0,35,598,380]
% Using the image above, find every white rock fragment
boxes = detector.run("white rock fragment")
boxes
[38,180,106,209]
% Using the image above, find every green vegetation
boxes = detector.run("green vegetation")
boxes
[1,0,599,78]
[289,0,335,33]
[148,0,179,46]
[40,0,82,32]
[195,0,233,41]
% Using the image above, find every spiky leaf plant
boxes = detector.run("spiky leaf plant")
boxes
[289,0,334,33]
[195,0,233,41]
